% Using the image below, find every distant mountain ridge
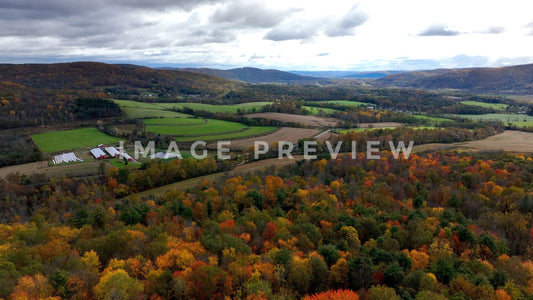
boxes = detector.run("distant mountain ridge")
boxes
[375,63,533,94]
[292,70,406,79]
[169,67,317,83]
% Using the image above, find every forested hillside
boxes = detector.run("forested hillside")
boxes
[376,63,533,94]
[1,151,533,299]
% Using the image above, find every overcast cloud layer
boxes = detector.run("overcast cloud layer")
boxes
[1,0,533,70]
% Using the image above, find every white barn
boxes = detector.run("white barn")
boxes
[121,152,133,161]
[105,146,120,158]
[90,148,107,159]
[53,152,83,164]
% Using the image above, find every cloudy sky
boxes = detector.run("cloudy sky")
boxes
[1,0,533,71]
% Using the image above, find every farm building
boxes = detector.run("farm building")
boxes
[150,152,182,159]
[90,148,107,159]
[53,152,83,164]
[121,152,133,161]
[105,146,120,158]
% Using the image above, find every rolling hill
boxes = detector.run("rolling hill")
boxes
[0,62,244,128]
[176,67,316,83]
[0,62,240,93]
[375,63,533,94]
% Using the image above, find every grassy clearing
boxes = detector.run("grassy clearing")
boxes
[412,114,453,122]
[460,101,509,110]
[146,119,247,136]
[32,128,122,153]
[108,158,142,169]
[338,126,437,134]
[142,118,206,125]
[177,126,277,142]
[121,107,190,118]
[157,102,272,113]
[113,100,191,118]
[447,113,533,126]
[114,99,272,118]
[303,106,339,115]
[338,127,395,133]
[317,100,369,106]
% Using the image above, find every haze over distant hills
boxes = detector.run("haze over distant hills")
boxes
[166,67,316,83]
[375,63,533,94]
[171,67,406,82]
[291,70,406,79]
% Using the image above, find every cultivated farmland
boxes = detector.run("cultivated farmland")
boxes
[244,112,339,127]
[460,100,509,110]
[220,127,321,149]
[146,119,247,136]
[447,113,533,126]
[31,128,122,153]
[150,102,272,113]
[179,126,276,142]
[317,100,369,106]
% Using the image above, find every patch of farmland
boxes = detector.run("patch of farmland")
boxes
[146,119,247,136]
[447,113,533,127]
[460,101,509,110]
[177,126,277,142]
[317,100,369,106]
[157,102,272,113]
[302,106,340,115]
[412,131,533,153]
[244,112,339,127]
[31,128,122,153]
[219,127,321,150]
[142,118,206,125]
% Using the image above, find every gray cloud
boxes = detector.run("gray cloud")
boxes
[180,27,237,45]
[264,5,368,41]
[527,22,533,35]
[211,1,298,28]
[316,52,329,56]
[484,26,505,34]
[264,22,319,41]
[419,24,462,36]
[325,5,368,37]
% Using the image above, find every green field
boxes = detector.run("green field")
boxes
[122,107,190,118]
[114,100,191,119]
[157,102,272,113]
[32,128,122,153]
[317,100,369,106]
[460,101,509,110]
[447,113,533,126]
[303,106,339,115]
[113,99,272,117]
[146,119,248,136]
[142,117,206,125]
[338,127,397,133]
[338,126,437,134]
[177,126,276,142]
[412,114,454,123]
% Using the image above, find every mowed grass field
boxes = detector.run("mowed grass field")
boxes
[113,99,272,117]
[146,119,247,136]
[303,106,339,115]
[460,100,509,110]
[317,100,369,106]
[113,100,191,118]
[178,126,277,142]
[150,102,272,114]
[32,128,122,153]
[142,118,206,125]
[142,117,277,141]
[121,107,190,118]
[447,113,533,126]
[412,114,454,123]
[338,125,437,134]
